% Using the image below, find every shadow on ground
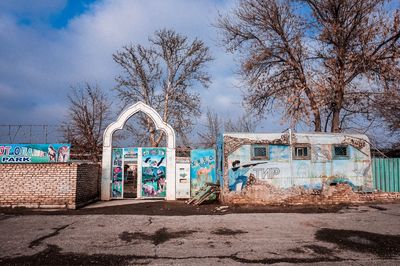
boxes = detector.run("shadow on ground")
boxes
[0,243,347,266]
[0,201,347,216]
[316,228,400,258]
[119,227,197,245]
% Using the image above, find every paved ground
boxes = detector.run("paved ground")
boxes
[0,201,399,265]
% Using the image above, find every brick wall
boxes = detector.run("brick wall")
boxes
[222,183,400,205]
[0,162,100,209]
[76,163,100,206]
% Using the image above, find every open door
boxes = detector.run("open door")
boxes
[111,147,139,199]
[123,162,138,198]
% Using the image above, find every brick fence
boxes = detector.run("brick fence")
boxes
[0,162,100,209]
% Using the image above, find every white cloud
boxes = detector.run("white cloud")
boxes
[0,0,289,135]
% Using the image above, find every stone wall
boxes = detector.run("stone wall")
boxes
[222,183,400,205]
[0,162,100,209]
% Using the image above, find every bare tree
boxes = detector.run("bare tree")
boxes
[113,29,213,147]
[307,0,400,132]
[374,89,400,140]
[217,0,400,133]
[197,109,222,148]
[224,114,257,132]
[61,83,111,162]
[217,0,323,131]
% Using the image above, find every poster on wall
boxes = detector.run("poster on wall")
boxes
[123,147,138,160]
[112,148,123,198]
[141,148,166,198]
[176,157,191,199]
[190,149,216,196]
[0,144,70,163]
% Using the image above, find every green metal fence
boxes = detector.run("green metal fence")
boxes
[372,158,400,192]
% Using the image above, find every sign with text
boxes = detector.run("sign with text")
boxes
[0,144,70,163]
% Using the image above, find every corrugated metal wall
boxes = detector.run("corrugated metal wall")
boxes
[372,158,400,192]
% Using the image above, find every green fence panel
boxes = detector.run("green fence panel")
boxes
[372,158,400,192]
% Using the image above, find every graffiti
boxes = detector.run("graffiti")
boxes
[142,148,166,198]
[312,145,331,162]
[353,162,371,178]
[252,167,281,180]
[0,144,70,163]
[228,160,269,191]
[190,149,216,196]
[222,133,374,194]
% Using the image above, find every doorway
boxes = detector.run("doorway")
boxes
[123,162,138,198]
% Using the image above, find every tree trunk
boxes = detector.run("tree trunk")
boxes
[331,109,341,132]
[303,86,321,132]
[313,111,322,132]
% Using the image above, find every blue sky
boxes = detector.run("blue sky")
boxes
[0,0,288,135]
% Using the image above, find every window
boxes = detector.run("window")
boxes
[293,144,310,160]
[251,144,269,160]
[333,145,349,159]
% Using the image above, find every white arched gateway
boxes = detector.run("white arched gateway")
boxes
[101,101,176,200]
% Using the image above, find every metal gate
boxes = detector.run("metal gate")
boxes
[372,158,400,192]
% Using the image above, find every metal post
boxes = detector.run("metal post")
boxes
[289,129,294,184]
[45,125,48,143]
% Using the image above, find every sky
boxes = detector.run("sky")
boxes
[0,0,286,141]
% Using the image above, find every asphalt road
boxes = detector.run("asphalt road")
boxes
[0,202,400,265]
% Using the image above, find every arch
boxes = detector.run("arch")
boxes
[101,101,176,200]
[103,101,175,149]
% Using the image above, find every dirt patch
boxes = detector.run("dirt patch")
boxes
[212,228,248,236]
[119,227,196,246]
[315,228,400,257]
[0,201,347,216]
[0,244,138,266]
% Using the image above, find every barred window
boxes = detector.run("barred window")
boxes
[293,145,310,160]
[251,145,268,160]
[333,145,349,159]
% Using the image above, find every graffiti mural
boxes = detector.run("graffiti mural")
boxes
[0,144,70,163]
[190,149,216,196]
[311,145,331,162]
[228,160,271,191]
[220,133,373,198]
[112,148,123,198]
[142,148,166,198]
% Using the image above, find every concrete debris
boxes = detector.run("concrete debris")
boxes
[215,206,229,212]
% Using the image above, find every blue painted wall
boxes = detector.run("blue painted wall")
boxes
[220,133,372,193]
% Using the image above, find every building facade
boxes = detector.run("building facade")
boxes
[217,132,373,203]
